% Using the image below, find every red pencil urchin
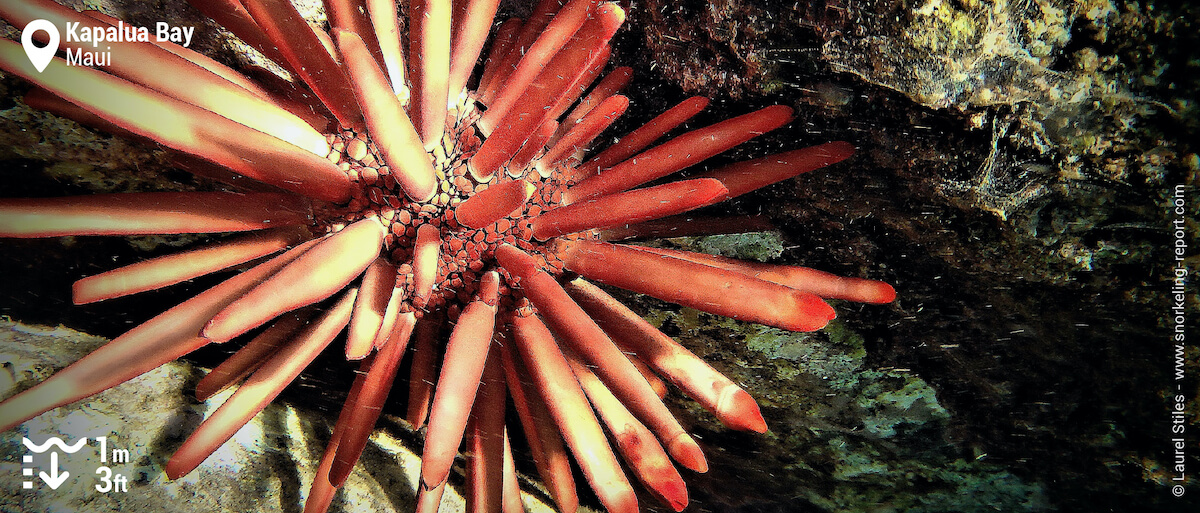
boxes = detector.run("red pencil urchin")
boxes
[0,1,896,512]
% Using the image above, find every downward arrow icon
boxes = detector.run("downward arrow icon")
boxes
[39,452,70,489]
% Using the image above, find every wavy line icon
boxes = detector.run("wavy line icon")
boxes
[22,437,88,453]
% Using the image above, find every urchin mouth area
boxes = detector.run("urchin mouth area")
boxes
[316,96,580,317]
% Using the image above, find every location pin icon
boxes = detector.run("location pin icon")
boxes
[22,19,60,73]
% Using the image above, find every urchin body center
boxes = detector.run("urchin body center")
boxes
[317,100,578,314]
